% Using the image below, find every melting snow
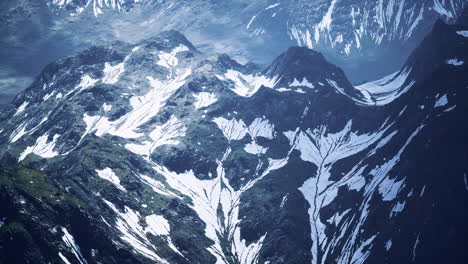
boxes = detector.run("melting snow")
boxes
[13,101,29,117]
[355,68,415,106]
[289,77,315,88]
[456,30,468,37]
[446,58,464,66]
[66,75,99,97]
[58,252,72,264]
[102,63,125,84]
[193,92,217,109]
[96,168,126,192]
[103,200,169,263]
[385,240,392,251]
[157,45,189,70]
[219,70,278,97]
[378,177,404,201]
[213,117,248,141]
[125,116,186,158]
[145,215,170,236]
[61,227,88,264]
[434,94,448,108]
[18,134,60,162]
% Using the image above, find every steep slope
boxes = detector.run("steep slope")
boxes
[1,20,467,264]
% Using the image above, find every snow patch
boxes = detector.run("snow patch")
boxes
[446,58,464,66]
[19,134,60,162]
[193,92,217,109]
[96,168,126,192]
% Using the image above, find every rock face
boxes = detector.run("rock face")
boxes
[0,19,467,264]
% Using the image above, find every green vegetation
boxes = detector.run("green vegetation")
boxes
[0,164,84,207]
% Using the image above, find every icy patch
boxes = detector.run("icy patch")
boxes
[43,92,54,101]
[138,174,181,198]
[66,75,99,97]
[378,177,404,201]
[280,194,288,208]
[157,45,189,70]
[19,134,60,162]
[102,62,125,84]
[10,123,28,143]
[385,240,392,251]
[244,141,268,155]
[290,77,314,89]
[58,252,72,264]
[434,94,448,108]
[193,92,217,109]
[355,68,415,106]
[13,101,29,117]
[213,117,248,141]
[125,116,186,158]
[103,200,169,263]
[81,70,191,143]
[390,201,406,217]
[103,103,112,112]
[219,70,279,97]
[155,155,286,264]
[456,30,468,37]
[145,215,170,236]
[61,227,88,264]
[284,119,404,264]
[446,58,464,66]
[96,168,126,192]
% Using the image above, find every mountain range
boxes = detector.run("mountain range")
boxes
[0,8,467,264]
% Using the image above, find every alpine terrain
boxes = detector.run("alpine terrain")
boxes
[0,8,468,264]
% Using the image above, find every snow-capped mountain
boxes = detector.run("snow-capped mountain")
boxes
[1,16,467,264]
[43,0,468,80]
[1,0,466,106]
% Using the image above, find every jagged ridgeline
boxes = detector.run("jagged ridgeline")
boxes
[0,19,467,264]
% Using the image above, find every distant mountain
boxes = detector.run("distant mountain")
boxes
[1,14,467,264]
[0,0,466,107]
[44,0,467,80]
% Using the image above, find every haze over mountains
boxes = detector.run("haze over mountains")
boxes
[1,0,466,105]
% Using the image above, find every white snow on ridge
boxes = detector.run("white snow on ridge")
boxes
[284,119,398,264]
[18,134,60,162]
[145,215,170,236]
[218,70,279,97]
[13,101,29,117]
[96,168,126,192]
[446,58,464,66]
[378,177,404,201]
[125,115,186,158]
[213,117,248,141]
[157,45,189,70]
[61,227,88,264]
[193,92,217,109]
[456,30,468,37]
[81,69,191,142]
[434,94,448,108]
[103,200,170,263]
[102,62,125,84]
[66,75,99,97]
[355,68,414,106]
[289,77,315,89]
[58,252,72,264]
[154,155,287,264]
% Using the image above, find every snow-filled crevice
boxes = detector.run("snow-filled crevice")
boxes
[284,118,425,264]
[151,116,287,264]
